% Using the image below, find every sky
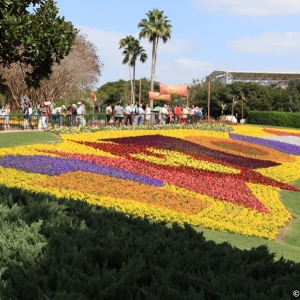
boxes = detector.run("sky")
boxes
[55,0,300,88]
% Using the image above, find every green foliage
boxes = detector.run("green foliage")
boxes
[0,185,299,299]
[248,111,300,128]
[138,8,172,94]
[98,78,160,105]
[189,80,300,119]
[0,0,77,88]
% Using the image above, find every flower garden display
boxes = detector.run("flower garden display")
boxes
[0,125,299,240]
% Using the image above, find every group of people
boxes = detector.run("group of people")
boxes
[173,104,203,124]
[21,101,87,130]
[2,100,203,130]
[105,103,152,126]
[105,103,203,126]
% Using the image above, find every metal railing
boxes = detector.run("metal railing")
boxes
[0,113,203,130]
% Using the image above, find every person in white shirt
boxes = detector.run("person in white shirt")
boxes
[144,104,151,125]
[160,104,169,124]
[124,103,132,125]
[113,102,125,126]
[51,105,66,127]
[189,105,196,124]
[105,104,113,124]
[2,104,10,130]
[28,104,34,129]
[76,102,85,126]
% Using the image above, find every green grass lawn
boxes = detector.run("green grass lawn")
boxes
[194,180,300,263]
[0,132,62,148]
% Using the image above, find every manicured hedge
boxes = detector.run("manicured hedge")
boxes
[0,185,299,299]
[247,111,300,128]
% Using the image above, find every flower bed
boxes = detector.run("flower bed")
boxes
[0,125,299,240]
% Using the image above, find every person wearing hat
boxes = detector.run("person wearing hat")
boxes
[80,100,87,126]
[76,102,85,126]
[51,105,66,127]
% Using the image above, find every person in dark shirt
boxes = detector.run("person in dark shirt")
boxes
[23,103,30,130]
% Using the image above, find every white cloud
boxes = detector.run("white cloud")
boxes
[192,0,300,16]
[77,26,125,67]
[76,26,196,84]
[149,59,214,85]
[140,38,194,54]
[226,31,300,53]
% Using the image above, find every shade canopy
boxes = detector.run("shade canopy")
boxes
[151,106,162,112]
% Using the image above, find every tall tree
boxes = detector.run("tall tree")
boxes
[130,41,147,104]
[119,35,136,104]
[0,34,102,109]
[138,8,172,108]
[0,0,77,88]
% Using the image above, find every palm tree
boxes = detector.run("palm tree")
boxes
[119,36,148,104]
[119,35,136,104]
[138,8,172,108]
[131,43,148,104]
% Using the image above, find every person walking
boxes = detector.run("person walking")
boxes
[81,100,87,126]
[160,104,169,125]
[71,104,77,126]
[45,104,51,127]
[113,102,125,126]
[105,104,112,124]
[197,107,203,122]
[188,105,196,124]
[2,104,10,130]
[180,105,189,124]
[38,102,48,130]
[174,104,182,124]
[23,103,30,130]
[28,104,34,129]
[124,103,132,125]
[76,102,85,126]
[144,104,151,125]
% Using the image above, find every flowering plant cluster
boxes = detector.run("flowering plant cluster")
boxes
[0,126,299,240]
[46,122,234,134]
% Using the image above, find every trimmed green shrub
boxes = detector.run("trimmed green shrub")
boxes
[0,185,299,299]
[248,111,300,128]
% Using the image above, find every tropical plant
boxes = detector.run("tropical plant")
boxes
[119,35,136,104]
[131,43,148,104]
[138,8,172,108]
[119,36,147,104]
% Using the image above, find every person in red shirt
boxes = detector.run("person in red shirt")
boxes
[173,104,182,124]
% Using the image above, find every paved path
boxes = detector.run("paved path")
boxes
[0,129,43,134]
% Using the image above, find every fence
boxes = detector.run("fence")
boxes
[0,112,202,130]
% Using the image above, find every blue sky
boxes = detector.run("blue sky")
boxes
[55,0,300,87]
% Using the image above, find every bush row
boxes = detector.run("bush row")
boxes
[0,185,299,299]
[247,111,300,128]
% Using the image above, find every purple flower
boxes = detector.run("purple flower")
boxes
[230,134,300,156]
[103,134,280,169]
[0,155,164,187]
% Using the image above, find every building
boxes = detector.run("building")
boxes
[208,70,300,87]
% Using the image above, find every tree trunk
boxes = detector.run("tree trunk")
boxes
[132,63,136,104]
[128,54,134,105]
[150,38,157,109]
